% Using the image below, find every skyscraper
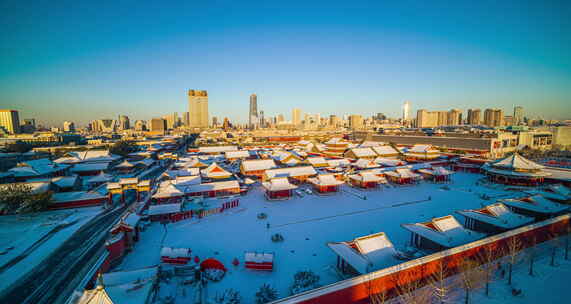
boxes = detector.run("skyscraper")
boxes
[513,106,524,125]
[484,109,504,127]
[182,112,190,127]
[402,101,411,121]
[150,118,167,133]
[118,115,130,130]
[0,109,20,134]
[447,109,462,126]
[467,109,481,125]
[292,108,302,127]
[349,114,364,130]
[188,89,209,128]
[249,93,258,129]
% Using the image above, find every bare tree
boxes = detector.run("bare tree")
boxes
[477,244,498,297]
[367,273,388,304]
[506,236,522,285]
[458,259,486,304]
[427,260,449,303]
[550,233,561,267]
[393,271,432,304]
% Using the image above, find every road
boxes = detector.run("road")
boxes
[0,204,128,304]
[0,162,171,304]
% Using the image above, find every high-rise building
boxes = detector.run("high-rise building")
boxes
[403,101,411,121]
[467,109,481,125]
[0,109,20,134]
[513,106,524,125]
[447,109,462,126]
[292,108,302,127]
[188,89,209,128]
[349,115,364,130]
[63,121,75,132]
[163,113,178,130]
[134,120,146,131]
[249,94,258,129]
[329,115,341,127]
[416,109,448,128]
[92,119,116,133]
[150,118,167,133]
[118,115,130,130]
[483,108,504,127]
[212,116,218,127]
[182,112,190,127]
[277,114,284,123]
[304,113,320,130]
[222,117,232,130]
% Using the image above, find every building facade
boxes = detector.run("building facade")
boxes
[0,109,20,134]
[467,109,481,125]
[188,89,209,128]
[249,93,258,129]
[484,108,504,127]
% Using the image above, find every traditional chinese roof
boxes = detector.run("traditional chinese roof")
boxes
[490,153,545,171]
[327,232,398,274]
[262,177,298,191]
[241,159,277,172]
[402,215,484,248]
[456,203,534,229]
[308,174,344,186]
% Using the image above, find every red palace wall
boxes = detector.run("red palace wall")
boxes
[48,198,107,210]
[273,214,571,304]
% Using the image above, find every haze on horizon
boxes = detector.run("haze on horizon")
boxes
[1,0,570,126]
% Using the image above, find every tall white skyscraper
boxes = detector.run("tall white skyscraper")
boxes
[188,89,209,128]
[513,106,524,125]
[402,101,411,121]
[249,93,258,129]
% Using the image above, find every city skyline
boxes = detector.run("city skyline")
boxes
[2,1,571,126]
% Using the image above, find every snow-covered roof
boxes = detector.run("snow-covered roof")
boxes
[306,157,328,166]
[201,162,232,178]
[162,168,200,179]
[353,158,380,169]
[264,166,317,179]
[119,178,138,185]
[308,174,344,186]
[402,215,484,248]
[225,150,251,159]
[242,159,277,172]
[87,172,113,183]
[9,158,68,177]
[395,168,421,179]
[188,180,240,193]
[262,177,298,191]
[160,247,191,258]
[372,145,399,156]
[328,232,397,274]
[347,148,377,158]
[199,146,238,153]
[491,153,544,171]
[548,184,571,198]
[52,191,106,203]
[71,163,109,173]
[502,195,569,214]
[456,203,534,230]
[374,157,405,167]
[56,150,120,164]
[244,252,274,263]
[327,158,351,168]
[148,203,181,216]
[152,184,185,198]
[115,160,135,168]
[325,138,348,145]
[349,172,385,183]
[51,176,78,188]
[408,145,439,153]
[358,141,383,148]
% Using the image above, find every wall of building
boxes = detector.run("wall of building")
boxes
[272,214,570,304]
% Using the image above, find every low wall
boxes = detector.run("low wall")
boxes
[272,213,571,303]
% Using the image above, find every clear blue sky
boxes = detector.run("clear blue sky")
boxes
[1,0,570,126]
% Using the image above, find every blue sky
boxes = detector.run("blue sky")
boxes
[1,0,570,126]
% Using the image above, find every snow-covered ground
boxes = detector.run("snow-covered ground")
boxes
[116,172,525,303]
[0,206,103,292]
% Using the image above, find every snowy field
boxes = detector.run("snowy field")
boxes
[0,206,103,292]
[116,172,523,303]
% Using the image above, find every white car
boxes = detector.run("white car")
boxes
[304,188,313,195]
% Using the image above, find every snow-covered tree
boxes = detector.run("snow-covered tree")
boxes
[290,270,320,295]
[213,289,241,304]
[255,284,278,304]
